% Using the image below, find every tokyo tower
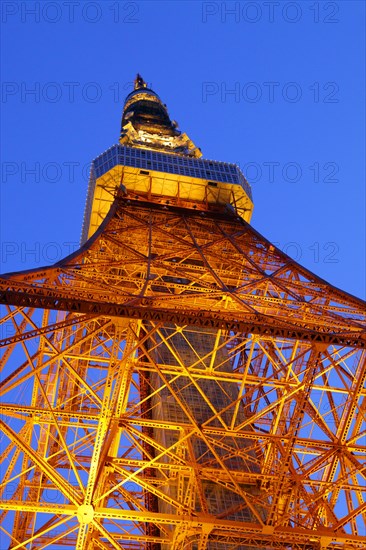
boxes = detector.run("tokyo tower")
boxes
[0,75,365,550]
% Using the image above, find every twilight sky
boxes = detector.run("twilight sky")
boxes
[1,0,365,298]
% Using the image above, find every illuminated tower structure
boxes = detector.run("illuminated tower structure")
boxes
[0,75,365,550]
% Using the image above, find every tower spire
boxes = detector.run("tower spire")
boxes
[134,73,147,90]
[120,75,202,157]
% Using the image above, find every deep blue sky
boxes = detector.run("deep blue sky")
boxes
[1,1,365,299]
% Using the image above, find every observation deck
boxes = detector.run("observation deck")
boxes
[82,144,253,242]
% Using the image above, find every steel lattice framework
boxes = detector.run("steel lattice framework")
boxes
[0,76,365,549]
[0,195,365,549]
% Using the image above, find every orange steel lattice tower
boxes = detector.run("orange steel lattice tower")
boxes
[0,75,365,550]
